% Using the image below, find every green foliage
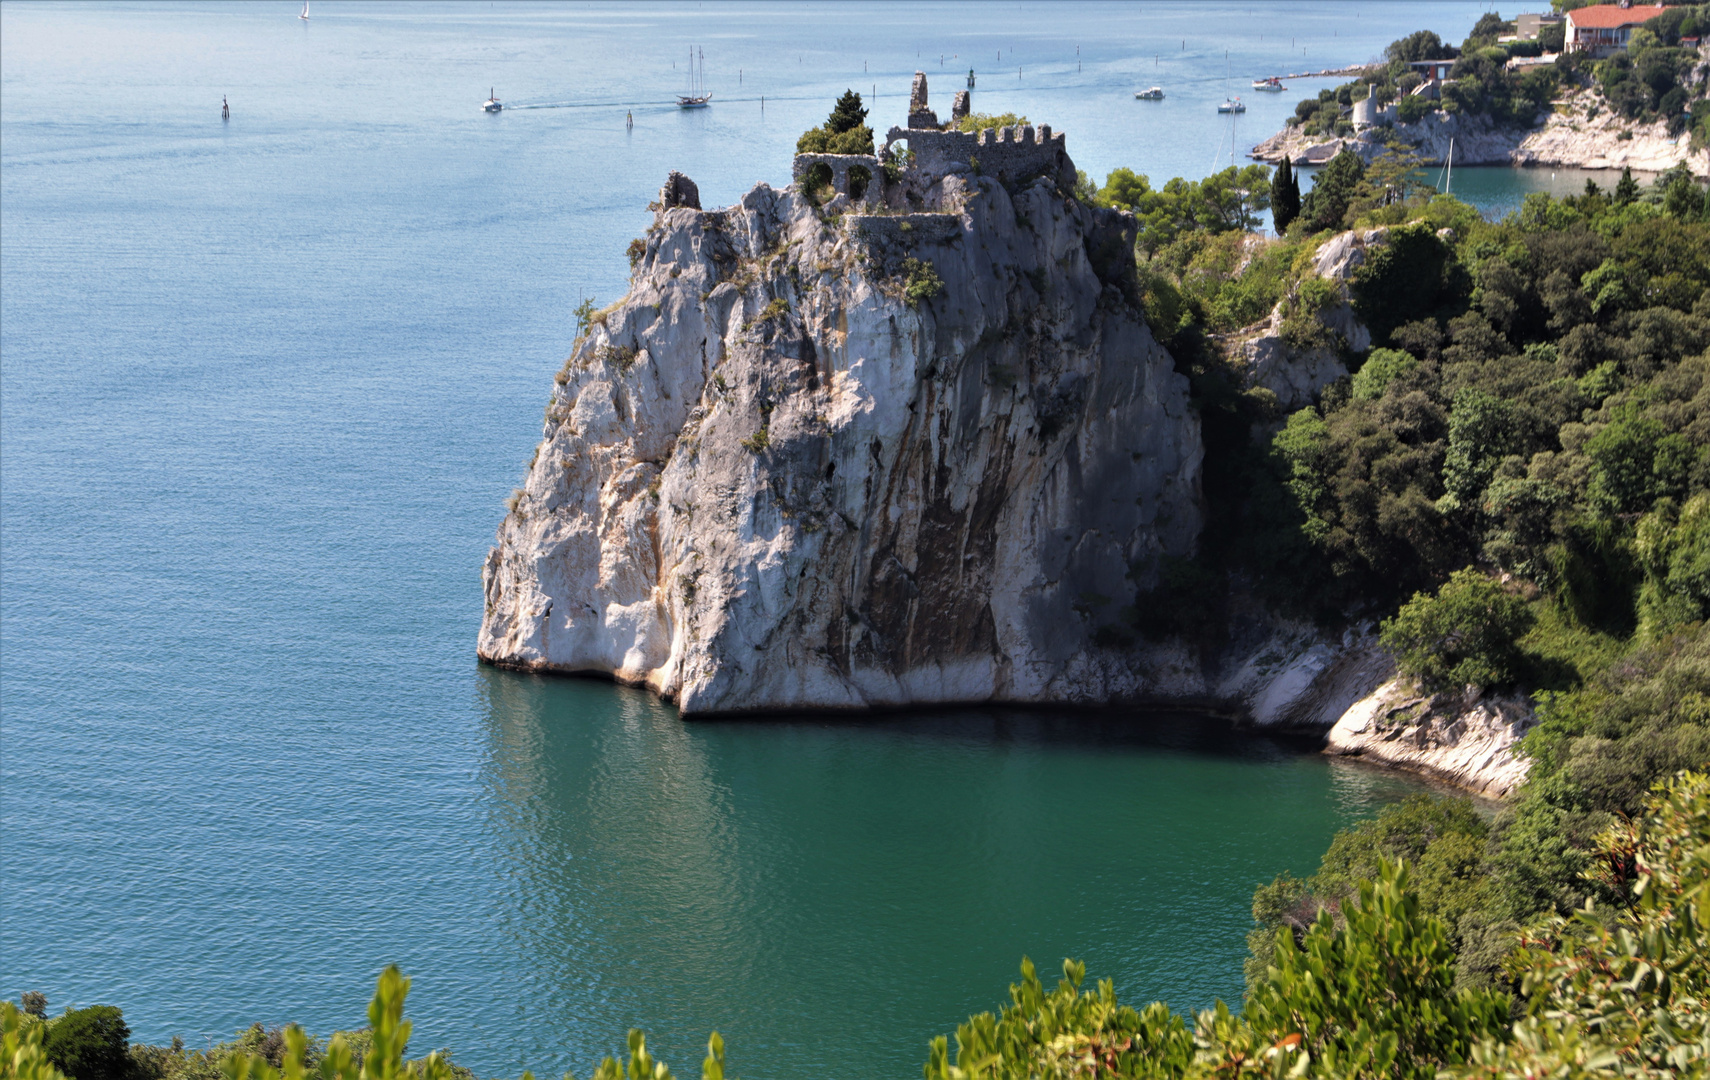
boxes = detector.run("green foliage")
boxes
[1351,348,1419,400]
[1299,150,1365,233]
[825,89,866,134]
[5,1003,68,1080]
[1387,30,1453,64]
[1442,387,1523,511]
[952,112,1027,134]
[1245,862,1510,1079]
[796,90,874,156]
[573,297,599,338]
[1380,569,1536,691]
[1094,165,1272,252]
[903,257,943,306]
[1396,93,1434,124]
[1351,221,1449,344]
[1456,770,1710,1078]
[43,1008,130,1080]
[1269,155,1300,234]
[1246,795,1497,992]
[922,958,1198,1080]
[1636,492,1710,636]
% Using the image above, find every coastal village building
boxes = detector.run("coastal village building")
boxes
[1515,12,1565,41]
[1565,3,1667,57]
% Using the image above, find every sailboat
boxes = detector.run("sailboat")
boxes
[298,0,309,20]
[1217,50,1244,112]
[483,87,502,113]
[677,47,712,109]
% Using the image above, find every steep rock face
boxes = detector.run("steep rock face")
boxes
[1327,679,1535,797]
[1513,85,1710,177]
[1224,228,1384,413]
[479,173,1206,714]
[1252,110,1536,168]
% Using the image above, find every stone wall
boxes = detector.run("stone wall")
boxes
[884,123,1069,187]
[790,153,883,206]
[844,212,964,245]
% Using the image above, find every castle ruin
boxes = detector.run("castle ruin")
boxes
[787,71,1074,211]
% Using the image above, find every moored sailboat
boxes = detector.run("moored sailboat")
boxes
[677,47,711,109]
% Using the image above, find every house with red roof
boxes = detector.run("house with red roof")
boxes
[1566,3,1668,57]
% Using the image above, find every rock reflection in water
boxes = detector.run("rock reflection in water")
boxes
[474,669,1432,1080]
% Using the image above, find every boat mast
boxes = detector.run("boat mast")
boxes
[1446,137,1454,195]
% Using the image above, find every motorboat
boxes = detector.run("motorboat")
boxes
[1252,76,1285,92]
[483,88,502,113]
[1217,97,1246,113]
[1135,86,1164,100]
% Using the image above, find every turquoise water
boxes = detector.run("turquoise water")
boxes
[1,3,1523,1077]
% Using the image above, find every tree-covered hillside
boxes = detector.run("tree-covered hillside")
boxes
[1286,11,1709,148]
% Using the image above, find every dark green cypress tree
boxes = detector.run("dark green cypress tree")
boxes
[1615,165,1640,206]
[826,90,868,135]
[1271,155,1301,234]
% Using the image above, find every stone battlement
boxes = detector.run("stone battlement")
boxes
[880,72,1072,189]
[786,71,1075,211]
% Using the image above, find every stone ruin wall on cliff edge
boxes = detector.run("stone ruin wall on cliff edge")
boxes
[789,71,1074,209]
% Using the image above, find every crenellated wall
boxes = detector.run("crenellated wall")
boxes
[883,123,1069,187]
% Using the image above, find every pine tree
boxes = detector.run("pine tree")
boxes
[1271,155,1301,234]
[826,90,867,135]
[1615,165,1640,206]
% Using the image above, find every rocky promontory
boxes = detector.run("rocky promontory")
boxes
[478,76,1537,797]
[480,85,1212,715]
[1252,83,1708,177]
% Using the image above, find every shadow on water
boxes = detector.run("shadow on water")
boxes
[466,665,1439,1080]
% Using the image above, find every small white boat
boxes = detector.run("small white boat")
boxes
[1217,97,1246,113]
[1252,76,1285,92]
[298,0,309,19]
[1135,86,1164,100]
[483,88,502,113]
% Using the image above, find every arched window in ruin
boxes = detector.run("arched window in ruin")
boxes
[848,165,872,202]
[804,162,834,201]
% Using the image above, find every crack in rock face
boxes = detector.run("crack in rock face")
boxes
[479,164,1209,715]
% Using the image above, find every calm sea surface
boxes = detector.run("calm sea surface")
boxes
[6,3,1528,1077]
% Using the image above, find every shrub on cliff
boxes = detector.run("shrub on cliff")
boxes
[952,111,1027,134]
[795,89,873,156]
[42,1007,130,1080]
[1380,569,1535,692]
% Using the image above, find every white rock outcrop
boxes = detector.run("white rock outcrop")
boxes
[479,173,1211,714]
[1252,84,1708,178]
[1514,86,1710,176]
[1326,679,1535,797]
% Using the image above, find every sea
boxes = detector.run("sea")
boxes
[2,4,1569,1078]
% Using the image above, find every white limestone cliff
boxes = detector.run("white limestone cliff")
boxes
[1252,83,1707,178]
[479,171,1213,714]
[1327,679,1535,797]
